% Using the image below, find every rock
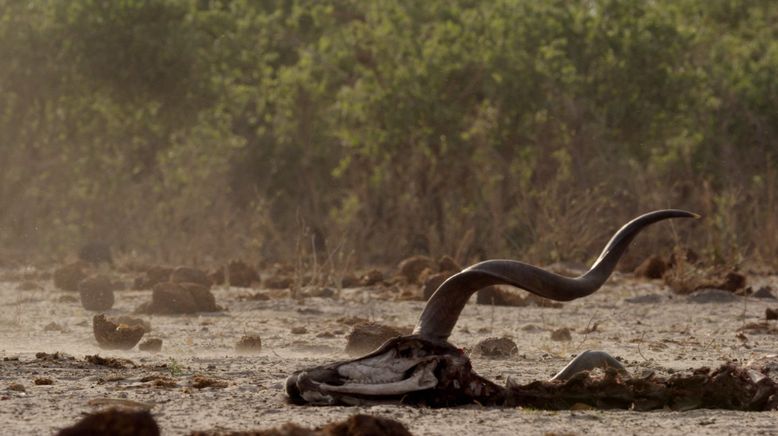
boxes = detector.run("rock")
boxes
[78,275,115,311]
[472,337,519,358]
[345,322,408,356]
[550,327,572,341]
[633,255,668,279]
[53,262,88,291]
[766,308,777,320]
[422,272,449,301]
[235,335,262,354]
[360,269,383,286]
[78,241,113,265]
[398,255,435,284]
[170,266,211,287]
[34,378,53,385]
[291,326,307,334]
[227,260,260,287]
[93,314,145,350]
[438,255,461,273]
[57,409,159,436]
[138,338,163,353]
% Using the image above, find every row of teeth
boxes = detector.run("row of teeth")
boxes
[347,375,403,384]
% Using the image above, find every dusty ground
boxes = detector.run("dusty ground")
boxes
[1,268,777,435]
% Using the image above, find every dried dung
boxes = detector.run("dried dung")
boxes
[422,273,448,301]
[93,314,145,350]
[139,338,163,353]
[53,262,89,291]
[170,267,212,287]
[398,255,435,284]
[235,335,262,354]
[634,255,668,279]
[57,409,159,436]
[228,260,260,287]
[192,375,228,389]
[345,322,408,356]
[472,337,519,358]
[550,327,572,341]
[79,275,115,311]
[189,414,411,436]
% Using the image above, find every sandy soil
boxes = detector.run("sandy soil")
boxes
[1,269,777,435]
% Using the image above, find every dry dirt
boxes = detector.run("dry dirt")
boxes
[1,269,777,435]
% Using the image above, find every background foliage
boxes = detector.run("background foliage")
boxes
[1,0,776,266]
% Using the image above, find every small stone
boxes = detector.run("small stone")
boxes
[235,335,262,354]
[766,308,778,320]
[139,338,163,353]
[34,378,53,385]
[551,327,572,341]
[290,326,307,335]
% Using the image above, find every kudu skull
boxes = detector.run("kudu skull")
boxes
[286,210,699,406]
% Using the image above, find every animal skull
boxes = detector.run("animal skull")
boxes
[287,210,699,406]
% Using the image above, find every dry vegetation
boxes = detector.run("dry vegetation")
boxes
[0,0,776,270]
